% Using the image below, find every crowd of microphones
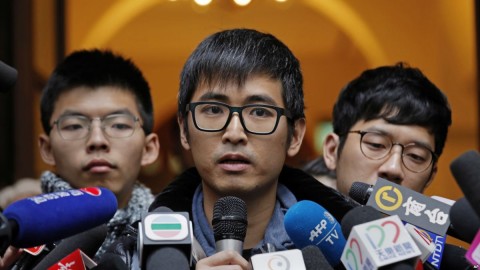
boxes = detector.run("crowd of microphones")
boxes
[1,61,480,269]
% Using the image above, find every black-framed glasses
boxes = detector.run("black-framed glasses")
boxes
[186,101,291,135]
[348,130,437,173]
[52,114,141,140]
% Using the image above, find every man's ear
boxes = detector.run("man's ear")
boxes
[141,133,160,166]
[178,116,191,151]
[38,134,56,165]
[287,118,306,157]
[323,133,340,170]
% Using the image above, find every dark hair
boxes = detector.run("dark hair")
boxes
[40,49,154,134]
[177,28,304,137]
[333,62,452,157]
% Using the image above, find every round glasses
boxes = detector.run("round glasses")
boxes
[53,114,141,140]
[348,130,437,173]
[186,102,291,135]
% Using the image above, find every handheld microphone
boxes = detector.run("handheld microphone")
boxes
[0,60,17,91]
[449,197,480,243]
[91,253,128,270]
[441,244,473,269]
[32,224,108,270]
[349,179,451,237]
[450,150,480,218]
[251,249,306,270]
[2,187,117,248]
[340,208,421,269]
[138,206,192,270]
[284,200,346,267]
[212,196,248,254]
[301,245,333,270]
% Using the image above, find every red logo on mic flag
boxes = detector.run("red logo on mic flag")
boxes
[79,187,102,196]
[47,249,97,270]
[144,213,189,241]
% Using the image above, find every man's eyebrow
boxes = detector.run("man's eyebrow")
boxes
[58,109,135,118]
[244,95,278,106]
[198,92,229,103]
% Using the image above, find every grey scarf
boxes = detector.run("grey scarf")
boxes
[40,171,154,260]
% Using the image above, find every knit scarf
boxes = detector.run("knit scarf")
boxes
[40,171,154,260]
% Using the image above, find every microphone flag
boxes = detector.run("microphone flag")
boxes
[47,249,96,270]
[365,178,451,236]
[341,215,421,269]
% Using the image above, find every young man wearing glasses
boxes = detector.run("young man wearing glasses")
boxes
[322,63,452,195]
[109,28,357,269]
[37,49,159,258]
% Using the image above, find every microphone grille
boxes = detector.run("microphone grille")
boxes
[212,196,247,242]
[349,182,371,205]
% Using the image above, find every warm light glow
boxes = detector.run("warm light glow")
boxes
[194,0,212,6]
[275,0,288,2]
[233,0,251,6]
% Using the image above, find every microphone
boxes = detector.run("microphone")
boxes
[284,200,346,267]
[450,150,480,218]
[212,196,248,254]
[441,244,473,269]
[340,206,421,269]
[349,179,451,237]
[2,187,117,248]
[301,245,334,270]
[449,197,480,243]
[32,224,108,270]
[0,60,17,91]
[138,206,192,270]
[251,249,307,270]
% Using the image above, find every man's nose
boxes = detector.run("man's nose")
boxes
[222,113,248,145]
[377,145,405,185]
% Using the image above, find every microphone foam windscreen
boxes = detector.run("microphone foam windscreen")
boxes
[450,197,480,243]
[340,205,384,238]
[450,150,480,217]
[284,200,345,267]
[212,196,247,242]
[146,246,190,270]
[440,244,471,269]
[32,224,108,270]
[348,182,371,205]
[93,253,129,270]
[301,245,333,270]
[0,61,17,91]
[4,187,117,247]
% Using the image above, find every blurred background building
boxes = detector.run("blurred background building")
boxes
[0,0,477,203]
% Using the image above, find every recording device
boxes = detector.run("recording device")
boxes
[349,180,473,244]
[212,196,248,254]
[441,244,474,269]
[301,245,333,270]
[138,206,192,270]
[450,197,480,243]
[0,187,117,251]
[0,60,17,92]
[251,249,307,270]
[340,207,421,269]
[450,150,480,218]
[284,200,346,267]
[32,224,108,270]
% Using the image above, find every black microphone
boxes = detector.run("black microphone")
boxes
[340,205,385,238]
[450,150,480,218]
[301,245,334,270]
[212,196,247,254]
[449,197,480,243]
[0,60,17,92]
[138,206,192,270]
[1,187,117,249]
[32,224,108,270]
[440,244,473,270]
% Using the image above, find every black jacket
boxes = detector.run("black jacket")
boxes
[106,166,358,269]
